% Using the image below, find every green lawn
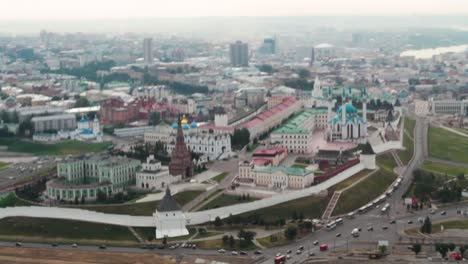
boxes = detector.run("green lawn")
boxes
[0,193,33,208]
[332,169,373,191]
[428,126,468,163]
[133,227,196,242]
[200,194,257,210]
[0,217,137,243]
[0,138,111,156]
[423,160,468,177]
[332,155,398,216]
[194,238,257,250]
[80,190,203,216]
[212,172,229,183]
[82,200,159,216]
[236,194,329,224]
[257,232,289,248]
[292,163,308,169]
[398,117,415,165]
[431,220,468,234]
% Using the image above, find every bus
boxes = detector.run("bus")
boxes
[326,221,337,230]
[335,217,344,225]
[381,203,390,214]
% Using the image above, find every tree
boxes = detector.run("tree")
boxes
[459,245,468,256]
[229,235,235,248]
[237,229,256,245]
[214,216,223,227]
[74,96,90,108]
[198,227,207,235]
[284,224,298,241]
[96,190,107,202]
[222,235,229,244]
[420,216,432,234]
[148,112,161,126]
[378,245,387,255]
[231,128,250,149]
[297,68,310,79]
[448,243,456,252]
[435,243,449,258]
[162,236,167,245]
[412,244,422,255]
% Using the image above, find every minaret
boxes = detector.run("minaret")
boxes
[311,76,321,107]
[341,88,347,139]
[327,87,334,141]
[362,87,368,123]
[341,88,347,126]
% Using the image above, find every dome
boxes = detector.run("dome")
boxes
[181,114,188,125]
[182,124,190,130]
[5,97,16,103]
[171,122,178,129]
[190,121,198,128]
[337,103,357,114]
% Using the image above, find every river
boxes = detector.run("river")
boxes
[400,44,468,59]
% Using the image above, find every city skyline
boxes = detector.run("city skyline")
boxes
[2,0,468,21]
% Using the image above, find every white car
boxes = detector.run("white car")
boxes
[218,249,226,253]
[313,240,319,245]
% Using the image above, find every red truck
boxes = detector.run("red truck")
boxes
[274,255,286,264]
[320,244,329,251]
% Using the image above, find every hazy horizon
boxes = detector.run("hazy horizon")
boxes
[2,0,468,21]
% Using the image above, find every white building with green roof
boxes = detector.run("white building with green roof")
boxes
[270,109,328,153]
[238,162,314,190]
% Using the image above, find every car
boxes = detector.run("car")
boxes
[407,245,414,250]
[157,245,165,250]
[298,245,304,250]
[276,253,281,257]
[71,244,78,248]
[309,252,315,257]
[287,249,292,254]
[99,245,107,249]
[51,243,58,247]
[367,226,374,231]
[418,217,424,223]
[231,251,238,255]
[313,240,319,245]
[430,209,436,214]
[192,245,197,250]
[296,250,302,255]
[390,219,396,224]
[254,250,262,255]
[15,242,22,247]
[407,220,413,224]
[441,211,447,215]
[382,226,388,230]
[286,255,291,259]
[218,249,226,253]
[240,251,247,255]
[336,233,341,237]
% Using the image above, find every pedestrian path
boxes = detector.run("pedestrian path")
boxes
[322,191,341,220]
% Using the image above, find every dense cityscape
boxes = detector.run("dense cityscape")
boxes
[1,1,468,263]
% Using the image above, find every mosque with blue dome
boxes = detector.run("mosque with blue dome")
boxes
[328,87,368,141]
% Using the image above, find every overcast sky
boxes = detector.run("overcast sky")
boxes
[2,0,468,20]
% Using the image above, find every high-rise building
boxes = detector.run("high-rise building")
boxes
[309,47,315,66]
[229,41,249,67]
[143,38,153,64]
